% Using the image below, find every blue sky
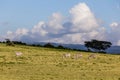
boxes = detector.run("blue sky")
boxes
[0,0,120,45]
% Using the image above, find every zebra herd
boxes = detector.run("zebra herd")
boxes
[14,51,96,60]
[0,51,96,63]
[63,53,96,59]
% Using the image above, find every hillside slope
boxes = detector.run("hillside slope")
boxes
[0,43,120,80]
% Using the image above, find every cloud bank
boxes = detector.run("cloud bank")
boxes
[1,3,120,45]
[109,22,120,45]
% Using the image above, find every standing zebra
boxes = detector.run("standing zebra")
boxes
[88,54,96,59]
[62,53,71,58]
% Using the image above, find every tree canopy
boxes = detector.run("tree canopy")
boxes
[84,39,112,52]
[44,43,55,48]
[5,39,14,46]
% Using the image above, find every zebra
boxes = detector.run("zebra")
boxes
[15,52,23,57]
[62,53,71,58]
[74,53,83,59]
[88,54,96,59]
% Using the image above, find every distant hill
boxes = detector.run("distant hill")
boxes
[30,42,120,54]
[32,42,86,49]
[106,46,120,54]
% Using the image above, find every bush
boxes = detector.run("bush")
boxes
[57,45,65,49]
[43,43,55,48]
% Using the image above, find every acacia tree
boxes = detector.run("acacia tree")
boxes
[44,43,55,48]
[57,45,65,49]
[5,39,14,46]
[84,39,112,52]
[84,41,92,51]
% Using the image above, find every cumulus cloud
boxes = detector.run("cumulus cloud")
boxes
[32,13,64,36]
[47,3,106,44]
[2,3,107,44]
[47,13,64,34]
[110,22,118,27]
[69,3,98,32]
[6,28,29,41]
[32,21,48,36]
[109,22,120,45]
[16,28,29,35]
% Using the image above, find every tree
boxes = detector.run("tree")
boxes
[84,39,112,52]
[44,43,55,48]
[57,45,65,49]
[5,39,14,46]
[84,41,92,51]
[12,41,26,45]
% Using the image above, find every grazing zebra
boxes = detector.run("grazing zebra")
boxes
[88,54,96,59]
[15,52,23,57]
[74,53,83,59]
[63,53,71,58]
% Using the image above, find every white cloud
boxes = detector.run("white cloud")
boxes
[108,22,120,45]
[7,31,13,35]
[5,28,29,41]
[31,13,64,36]
[69,3,98,32]
[48,13,64,32]
[32,21,48,36]
[110,22,118,27]
[16,28,29,35]
[2,3,108,44]
[6,31,14,40]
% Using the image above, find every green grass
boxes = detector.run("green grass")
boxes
[0,43,120,80]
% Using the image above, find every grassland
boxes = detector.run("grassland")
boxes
[0,43,120,80]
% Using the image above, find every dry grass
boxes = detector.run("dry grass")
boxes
[0,43,120,80]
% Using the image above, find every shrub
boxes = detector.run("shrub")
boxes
[43,43,55,48]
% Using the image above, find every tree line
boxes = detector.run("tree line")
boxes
[0,39,112,53]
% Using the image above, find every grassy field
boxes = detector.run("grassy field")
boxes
[0,43,120,80]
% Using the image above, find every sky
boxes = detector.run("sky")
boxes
[0,0,120,45]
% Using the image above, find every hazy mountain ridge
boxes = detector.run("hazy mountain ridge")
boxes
[106,46,120,54]
[31,42,120,54]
